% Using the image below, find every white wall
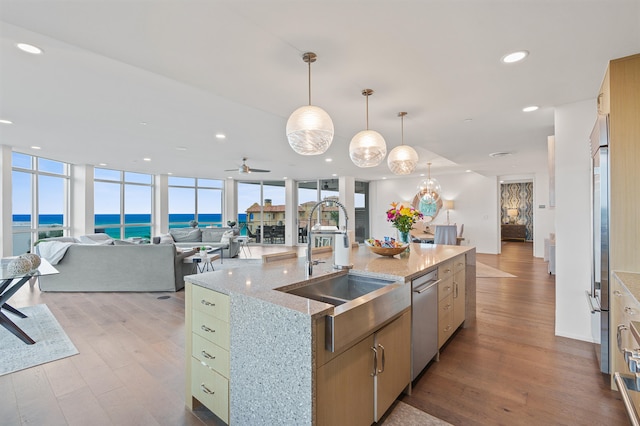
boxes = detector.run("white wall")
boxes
[370,172,501,254]
[555,98,597,341]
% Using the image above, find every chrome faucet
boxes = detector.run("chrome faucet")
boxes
[306,199,349,277]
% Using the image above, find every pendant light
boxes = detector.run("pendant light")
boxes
[286,52,334,155]
[349,89,387,168]
[417,162,441,203]
[387,112,419,175]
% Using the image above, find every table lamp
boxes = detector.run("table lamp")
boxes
[507,208,518,224]
[444,200,455,224]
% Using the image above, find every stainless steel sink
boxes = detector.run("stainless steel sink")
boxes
[285,274,394,306]
[280,273,411,353]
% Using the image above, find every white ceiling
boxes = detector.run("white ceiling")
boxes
[1,0,639,181]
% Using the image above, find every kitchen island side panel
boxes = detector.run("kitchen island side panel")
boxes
[230,292,313,425]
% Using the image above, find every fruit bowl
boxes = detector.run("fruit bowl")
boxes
[365,240,409,257]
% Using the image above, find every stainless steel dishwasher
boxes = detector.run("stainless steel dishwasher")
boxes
[411,269,440,381]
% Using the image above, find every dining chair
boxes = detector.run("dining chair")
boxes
[434,225,458,245]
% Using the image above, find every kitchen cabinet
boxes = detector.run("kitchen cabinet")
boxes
[316,309,411,425]
[185,284,230,424]
[438,255,466,348]
[453,256,466,330]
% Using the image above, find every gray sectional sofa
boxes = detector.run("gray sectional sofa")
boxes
[153,227,241,259]
[35,237,196,292]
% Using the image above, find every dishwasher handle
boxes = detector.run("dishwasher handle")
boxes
[414,279,441,294]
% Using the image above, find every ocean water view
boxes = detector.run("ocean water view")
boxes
[12,213,248,254]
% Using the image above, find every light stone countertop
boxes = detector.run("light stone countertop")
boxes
[614,271,640,299]
[186,243,474,319]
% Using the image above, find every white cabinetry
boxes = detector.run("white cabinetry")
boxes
[186,284,230,424]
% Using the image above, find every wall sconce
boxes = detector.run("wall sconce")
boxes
[443,200,455,224]
[507,208,518,224]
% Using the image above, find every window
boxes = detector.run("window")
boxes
[94,168,153,241]
[238,180,286,244]
[168,177,223,228]
[12,152,70,254]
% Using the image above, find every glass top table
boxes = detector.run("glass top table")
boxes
[1,257,58,344]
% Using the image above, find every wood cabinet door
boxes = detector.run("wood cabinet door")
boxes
[316,335,375,426]
[374,310,411,421]
[453,268,466,329]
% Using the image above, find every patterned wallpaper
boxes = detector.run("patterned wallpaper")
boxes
[500,182,533,241]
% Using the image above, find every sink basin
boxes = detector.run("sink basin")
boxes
[280,273,411,353]
[285,274,395,306]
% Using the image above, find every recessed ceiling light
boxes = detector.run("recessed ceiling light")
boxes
[139,121,148,125]
[500,180,504,183]
[283,176,287,180]
[143,158,151,162]
[325,158,333,162]
[465,169,472,173]
[215,134,226,139]
[522,106,539,112]
[463,118,473,123]
[501,50,528,63]
[382,177,387,180]
[31,146,41,150]
[419,173,425,177]
[17,43,43,55]
[99,163,107,166]
[332,173,337,177]
[176,146,187,151]
[0,119,13,124]
[168,172,173,175]
[489,152,511,158]
[227,176,233,179]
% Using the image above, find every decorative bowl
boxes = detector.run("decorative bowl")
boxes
[365,241,409,257]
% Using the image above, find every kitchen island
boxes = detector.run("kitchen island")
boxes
[185,243,476,425]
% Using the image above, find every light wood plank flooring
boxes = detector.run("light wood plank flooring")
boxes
[1,242,628,425]
[402,241,627,425]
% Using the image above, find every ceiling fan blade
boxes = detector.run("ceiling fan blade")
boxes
[250,168,271,173]
[223,168,240,171]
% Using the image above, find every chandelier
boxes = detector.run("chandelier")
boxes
[387,111,418,175]
[349,89,387,168]
[417,162,441,203]
[286,52,334,155]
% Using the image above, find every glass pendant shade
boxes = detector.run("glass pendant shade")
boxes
[388,145,419,174]
[286,105,334,155]
[349,129,387,168]
[418,162,441,202]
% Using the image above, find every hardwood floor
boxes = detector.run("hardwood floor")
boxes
[0,242,628,425]
[402,241,628,425]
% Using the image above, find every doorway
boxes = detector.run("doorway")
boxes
[500,181,534,242]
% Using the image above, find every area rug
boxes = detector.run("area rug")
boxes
[476,261,516,278]
[381,401,452,425]
[0,304,78,376]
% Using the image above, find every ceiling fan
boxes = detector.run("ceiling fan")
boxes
[224,157,270,174]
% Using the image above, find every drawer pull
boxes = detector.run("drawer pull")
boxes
[619,324,629,353]
[200,383,215,395]
[444,268,451,273]
[201,350,216,360]
[201,325,215,333]
[443,304,451,310]
[626,307,636,315]
[378,344,386,374]
[201,299,216,307]
[444,286,451,292]
[443,325,452,332]
[614,290,623,297]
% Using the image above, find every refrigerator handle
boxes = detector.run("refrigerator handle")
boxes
[586,290,601,313]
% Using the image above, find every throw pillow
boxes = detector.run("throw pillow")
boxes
[158,233,175,244]
[220,230,235,244]
[202,228,224,243]
[114,239,137,245]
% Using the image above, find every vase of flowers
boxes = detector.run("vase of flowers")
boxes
[386,202,422,245]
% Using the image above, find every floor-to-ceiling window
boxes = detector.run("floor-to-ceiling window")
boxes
[355,180,369,243]
[296,178,343,247]
[168,177,223,228]
[238,180,286,244]
[94,168,153,241]
[11,152,70,254]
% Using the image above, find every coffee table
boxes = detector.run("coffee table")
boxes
[183,252,221,273]
[0,258,58,344]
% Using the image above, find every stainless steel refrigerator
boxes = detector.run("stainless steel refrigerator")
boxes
[586,114,609,374]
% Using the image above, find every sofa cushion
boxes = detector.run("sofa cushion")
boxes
[114,239,137,245]
[169,228,202,242]
[202,228,226,243]
[78,233,114,245]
